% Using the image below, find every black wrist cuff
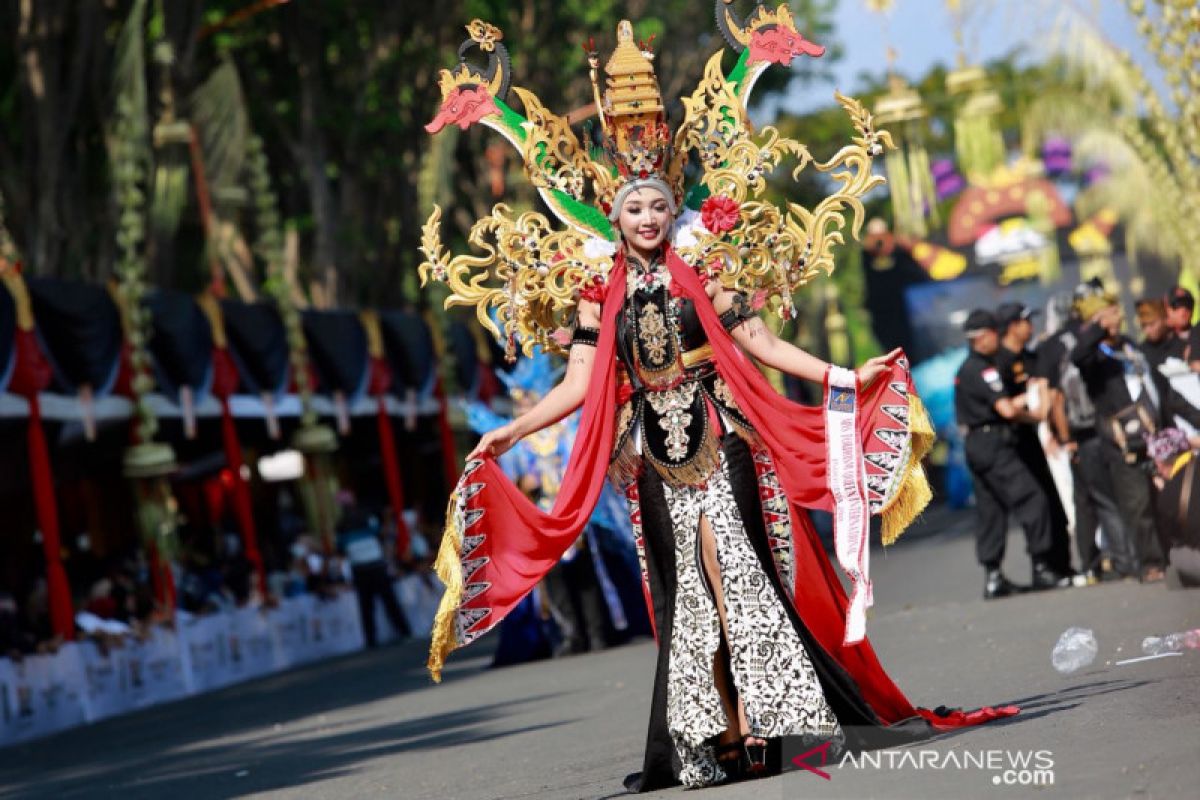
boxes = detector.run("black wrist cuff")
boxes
[570,326,600,347]
[720,294,755,332]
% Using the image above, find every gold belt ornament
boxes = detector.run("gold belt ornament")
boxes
[681,343,713,369]
[618,344,713,387]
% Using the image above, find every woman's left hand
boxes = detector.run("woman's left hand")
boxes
[855,348,903,389]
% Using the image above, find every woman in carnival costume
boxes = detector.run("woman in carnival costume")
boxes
[466,349,650,665]
[421,4,1017,790]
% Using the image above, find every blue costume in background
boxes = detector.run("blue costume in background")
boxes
[467,349,650,666]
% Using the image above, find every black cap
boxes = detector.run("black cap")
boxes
[996,301,1039,327]
[1165,285,1195,310]
[963,309,999,336]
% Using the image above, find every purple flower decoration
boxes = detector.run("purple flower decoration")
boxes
[1042,136,1073,176]
[1148,428,1191,464]
[932,159,965,200]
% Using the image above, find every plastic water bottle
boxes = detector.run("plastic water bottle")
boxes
[1141,629,1200,656]
[1052,627,1099,674]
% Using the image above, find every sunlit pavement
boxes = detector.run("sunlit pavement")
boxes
[1,509,1197,800]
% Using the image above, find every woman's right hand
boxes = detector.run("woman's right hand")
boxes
[468,422,521,461]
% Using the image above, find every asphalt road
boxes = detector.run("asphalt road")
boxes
[2,509,1197,800]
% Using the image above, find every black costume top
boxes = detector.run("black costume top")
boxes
[993,344,1037,396]
[954,349,1008,429]
[1141,334,1186,372]
[1070,322,1200,429]
[606,253,753,486]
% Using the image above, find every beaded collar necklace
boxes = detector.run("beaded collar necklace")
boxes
[626,247,670,297]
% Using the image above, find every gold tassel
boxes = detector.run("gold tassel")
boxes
[426,490,465,683]
[879,392,935,545]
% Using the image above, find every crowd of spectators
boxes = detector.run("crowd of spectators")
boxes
[955,282,1200,598]
[1,491,439,662]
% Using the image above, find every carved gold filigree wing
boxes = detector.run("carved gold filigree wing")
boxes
[419,204,614,359]
[673,54,893,319]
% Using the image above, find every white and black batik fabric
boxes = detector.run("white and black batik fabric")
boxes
[660,452,844,788]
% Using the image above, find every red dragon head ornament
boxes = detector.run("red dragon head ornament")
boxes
[425,20,510,134]
[717,0,826,65]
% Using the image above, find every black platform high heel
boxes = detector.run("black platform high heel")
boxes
[708,735,745,780]
[742,735,767,776]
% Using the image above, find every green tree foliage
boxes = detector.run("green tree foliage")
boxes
[0,1,837,310]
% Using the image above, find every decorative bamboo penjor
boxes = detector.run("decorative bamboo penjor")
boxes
[245,134,340,550]
[866,0,937,239]
[946,65,1005,186]
[110,0,182,613]
[943,0,1006,187]
[873,77,936,238]
[1120,0,1200,286]
[1025,0,1199,291]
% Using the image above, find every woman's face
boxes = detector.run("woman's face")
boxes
[617,187,672,255]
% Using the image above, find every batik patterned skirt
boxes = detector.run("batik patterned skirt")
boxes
[624,435,928,792]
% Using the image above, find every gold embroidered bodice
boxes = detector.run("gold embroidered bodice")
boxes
[609,256,755,487]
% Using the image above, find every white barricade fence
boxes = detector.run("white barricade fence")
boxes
[78,639,127,723]
[394,573,444,638]
[225,606,277,683]
[0,647,89,745]
[368,573,445,644]
[269,596,308,671]
[124,628,189,712]
[178,611,233,694]
[0,582,392,748]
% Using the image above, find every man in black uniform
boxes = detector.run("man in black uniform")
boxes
[955,309,1067,599]
[1070,290,1200,582]
[1136,297,1186,372]
[1037,294,1130,584]
[994,302,1073,577]
[1162,285,1200,372]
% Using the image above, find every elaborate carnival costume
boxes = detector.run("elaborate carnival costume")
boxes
[421,3,1016,789]
[466,350,649,664]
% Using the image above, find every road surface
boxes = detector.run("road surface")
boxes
[2,509,1197,799]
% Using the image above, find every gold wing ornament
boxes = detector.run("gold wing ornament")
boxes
[418,205,615,360]
[672,53,894,320]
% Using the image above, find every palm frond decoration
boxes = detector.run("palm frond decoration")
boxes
[1024,1,1200,280]
[110,0,151,165]
[1071,128,1175,263]
[190,57,250,194]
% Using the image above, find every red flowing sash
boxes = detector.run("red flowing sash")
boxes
[426,247,1014,731]
[427,257,626,679]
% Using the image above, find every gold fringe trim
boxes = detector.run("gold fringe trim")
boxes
[195,291,229,349]
[647,428,722,486]
[608,432,643,488]
[359,310,385,359]
[427,490,465,683]
[879,392,936,545]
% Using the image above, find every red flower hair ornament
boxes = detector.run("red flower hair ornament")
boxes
[701,195,741,235]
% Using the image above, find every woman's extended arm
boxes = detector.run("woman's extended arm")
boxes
[713,287,899,387]
[467,299,601,460]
